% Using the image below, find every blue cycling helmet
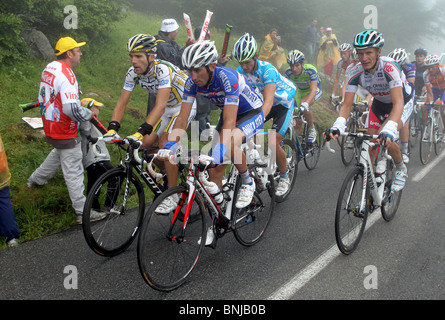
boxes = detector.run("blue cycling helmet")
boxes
[353,30,384,49]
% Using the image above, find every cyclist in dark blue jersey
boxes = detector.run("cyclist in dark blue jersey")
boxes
[162,41,264,215]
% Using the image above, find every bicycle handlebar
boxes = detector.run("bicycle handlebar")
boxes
[88,136,143,163]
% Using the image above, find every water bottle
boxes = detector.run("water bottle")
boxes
[199,172,224,205]
[375,159,386,187]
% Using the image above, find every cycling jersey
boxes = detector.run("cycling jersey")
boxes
[403,62,416,84]
[413,61,428,94]
[284,63,322,106]
[124,59,189,109]
[345,63,369,103]
[336,57,354,73]
[423,65,445,90]
[183,66,264,141]
[345,56,413,104]
[285,63,321,92]
[39,60,81,140]
[236,59,296,110]
[182,66,263,114]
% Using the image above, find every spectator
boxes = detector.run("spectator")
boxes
[258,28,287,70]
[303,18,319,64]
[27,37,106,224]
[0,134,20,247]
[317,27,340,77]
[315,26,325,61]
[147,18,194,115]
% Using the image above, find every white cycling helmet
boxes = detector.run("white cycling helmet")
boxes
[425,54,440,66]
[339,43,352,52]
[388,48,408,66]
[287,49,305,65]
[182,41,218,69]
[232,33,258,63]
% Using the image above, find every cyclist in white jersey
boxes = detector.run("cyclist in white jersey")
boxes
[330,30,412,192]
[104,34,196,148]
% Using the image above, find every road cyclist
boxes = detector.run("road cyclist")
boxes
[284,49,321,143]
[232,33,297,198]
[158,40,265,247]
[422,54,445,130]
[329,30,413,192]
[331,43,354,99]
[103,34,197,213]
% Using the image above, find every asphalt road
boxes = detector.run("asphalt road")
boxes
[0,140,443,304]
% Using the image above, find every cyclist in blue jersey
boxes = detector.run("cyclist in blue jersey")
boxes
[161,41,264,213]
[388,48,416,163]
[232,33,296,197]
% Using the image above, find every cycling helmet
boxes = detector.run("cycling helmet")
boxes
[414,48,427,56]
[425,54,440,66]
[287,50,305,65]
[182,40,218,69]
[339,43,352,52]
[388,48,408,66]
[127,34,156,53]
[353,30,384,49]
[232,33,258,63]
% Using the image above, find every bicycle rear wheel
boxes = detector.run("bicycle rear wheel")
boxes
[82,167,145,256]
[137,185,206,291]
[335,166,369,255]
[303,122,322,170]
[381,159,402,222]
[233,164,275,246]
[420,118,432,164]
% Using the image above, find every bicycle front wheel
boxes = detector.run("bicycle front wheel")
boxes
[82,167,145,256]
[335,166,369,255]
[137,185,206,291]
[420,118,432,164]
[303,123,322,170]
[340,121,357,166]
[381,159,402,222]
[409,113,420,148]
[434,115,444,155]
[233,164,275,246]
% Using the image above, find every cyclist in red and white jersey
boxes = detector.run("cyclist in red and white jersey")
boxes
[330,30,413,192]
[331,43,354,98]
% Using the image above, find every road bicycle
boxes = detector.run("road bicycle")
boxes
[82,137,187,257]
[326,132,403,255]
[419,102,444,164]
[339,101,369,166]
[247,132,298,203]
[284,110,322,171]
[137,147,275,291]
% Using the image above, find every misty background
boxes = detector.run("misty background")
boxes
[132,0,445,57]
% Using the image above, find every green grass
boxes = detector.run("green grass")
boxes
[0,10,336,249]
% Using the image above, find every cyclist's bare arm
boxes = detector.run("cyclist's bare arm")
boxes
[301,80,318,105]
[262,83,276,118]
[110,89,132,123]
[144,87,170,128]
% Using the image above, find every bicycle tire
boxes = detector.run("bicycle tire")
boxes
[340,121,357,166]
[335,166,369,255]
[233,164,275,246]
[420,118,433,164]
[303,122,322,170]
[272,139,298,202]
[434,114,444,155]
[82,167,145,256]
[381,159,402,222]
[137,185,206,291]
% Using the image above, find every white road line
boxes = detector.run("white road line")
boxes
[412,151,445,182]
[267,211,381,300]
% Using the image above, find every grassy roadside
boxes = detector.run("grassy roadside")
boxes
[0,10,336,249]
